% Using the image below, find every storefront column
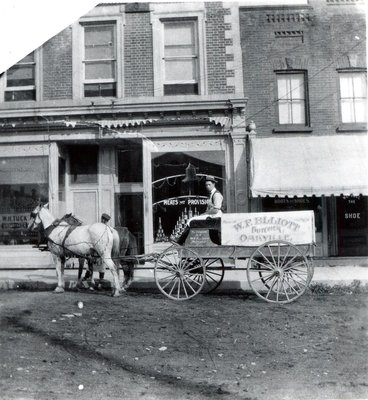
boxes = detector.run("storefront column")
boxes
[143,138,154,253]
[99,145,115,225]
[231,126,248,212]
[48,142,59,216]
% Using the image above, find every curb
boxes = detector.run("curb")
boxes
[1,277,368,295]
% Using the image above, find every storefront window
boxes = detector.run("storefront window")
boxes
[261,196,323,233]
[336,195,368,256]
[117,140,142,183]
[0,156,48,245]
[152,151,225,243]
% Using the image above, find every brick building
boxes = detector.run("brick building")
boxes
[0,2,246,257]
[240,0,367,258]
[0,1,366,266]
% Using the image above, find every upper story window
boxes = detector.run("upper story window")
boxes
[276,72,308,125]
[163,20,198,96]
[4,52,36,101]
[83,22,117,97]
[151,3,207,97]
[339,72,367,123]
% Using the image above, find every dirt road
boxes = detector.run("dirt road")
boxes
[0,290,367,400]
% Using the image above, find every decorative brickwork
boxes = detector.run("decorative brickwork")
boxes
[205,2,228,94]
[266,13,311,23]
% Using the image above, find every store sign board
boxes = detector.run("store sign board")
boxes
[0,213,29,231]
[221,211,315,246]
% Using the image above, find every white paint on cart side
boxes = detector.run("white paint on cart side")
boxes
[221,210,316,246]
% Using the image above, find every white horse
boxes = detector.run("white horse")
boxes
[28,204,122,296]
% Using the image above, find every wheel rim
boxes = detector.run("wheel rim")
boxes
[202,258,225,294]
[154,246,205,300]
[247,240,313,304]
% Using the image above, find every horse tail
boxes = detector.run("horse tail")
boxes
[112,228,120,261]
[127,231,138,256]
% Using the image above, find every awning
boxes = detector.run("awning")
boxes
[250,134,368,197]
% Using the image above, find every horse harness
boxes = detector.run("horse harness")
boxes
[43,213,82,250]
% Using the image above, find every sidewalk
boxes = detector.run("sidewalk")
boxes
[1,261,368,293]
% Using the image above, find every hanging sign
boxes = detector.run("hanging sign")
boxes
[221,210,315,246]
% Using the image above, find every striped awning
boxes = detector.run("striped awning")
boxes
[250,134,368,197]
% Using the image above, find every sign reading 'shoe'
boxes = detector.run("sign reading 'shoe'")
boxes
[221,211,315,246]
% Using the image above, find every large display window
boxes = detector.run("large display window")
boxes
[152,151,225,243]
[0,156,48,245]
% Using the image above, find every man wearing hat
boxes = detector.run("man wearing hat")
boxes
[203,175,223,218]
[173,175,223,244]
[101,213,111,224]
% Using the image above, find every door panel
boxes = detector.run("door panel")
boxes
[73,190,97,225]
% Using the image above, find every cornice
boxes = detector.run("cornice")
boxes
[0,95,247,120]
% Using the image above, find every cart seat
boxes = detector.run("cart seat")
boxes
[189,217,221,230]
[186,218,221,246]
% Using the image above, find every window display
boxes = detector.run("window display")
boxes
[152,151,225,243]
[0,156,48,245]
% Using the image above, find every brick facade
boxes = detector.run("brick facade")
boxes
[240,0,366,136]
[42,26,73,100]
[124,11,154,97]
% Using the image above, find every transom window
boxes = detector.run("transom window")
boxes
[339,72,367,123]
[163,20,199,95]
[277,72,307,125]
[83,23,116,97]
[5,52,36,101]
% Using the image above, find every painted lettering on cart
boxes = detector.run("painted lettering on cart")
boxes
[239,234,292,243]
[234,216,301,232]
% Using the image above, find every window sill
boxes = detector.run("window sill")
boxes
[273,126,313,134]
[336,124,367,133]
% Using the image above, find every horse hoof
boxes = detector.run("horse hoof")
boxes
[54,286,64,293]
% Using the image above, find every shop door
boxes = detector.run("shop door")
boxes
[115,193,144,254]
[73,190,98,225]
[336,196,368,256]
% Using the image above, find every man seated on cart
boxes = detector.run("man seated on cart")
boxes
[171,175,224,245]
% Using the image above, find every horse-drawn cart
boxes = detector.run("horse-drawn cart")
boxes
[153,210,315,304]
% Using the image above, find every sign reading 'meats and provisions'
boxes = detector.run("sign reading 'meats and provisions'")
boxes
[221,211,315,246]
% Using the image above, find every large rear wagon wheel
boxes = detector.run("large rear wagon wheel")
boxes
[154,245,205,300]
[247,240,314,304]
[201,258,225,294]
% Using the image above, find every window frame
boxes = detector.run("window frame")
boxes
[82,22,117,98]
[151,4,207,97]
[72,9,123,100]
[162,19,199,96]
[275,70,309,127]
[0,49,42,103]
[338,69,367,124]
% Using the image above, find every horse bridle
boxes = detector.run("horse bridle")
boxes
[28,209,41,231]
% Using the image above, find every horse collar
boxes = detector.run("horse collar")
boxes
[44,219,62,237]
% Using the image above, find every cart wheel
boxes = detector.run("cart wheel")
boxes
[154,245,205,300]
[201,258,225,294]
[247,240,314,304]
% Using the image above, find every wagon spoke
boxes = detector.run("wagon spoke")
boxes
[267,244,278,268]
[167,279,178,297]
[257,249,277,269]
[251,257,274,271]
